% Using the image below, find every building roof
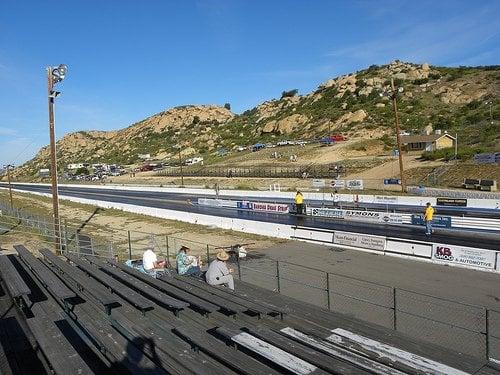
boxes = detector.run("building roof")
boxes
[401,133,455,144]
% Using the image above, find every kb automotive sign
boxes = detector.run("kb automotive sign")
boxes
[432,244,496,270]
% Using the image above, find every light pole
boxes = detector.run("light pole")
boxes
[47,64,68,254]
[176,147,184,187]
[381,79,406,193]
[3,164,14,209]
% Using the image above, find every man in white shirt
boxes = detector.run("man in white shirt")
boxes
[205,251,234,290]
[143,248,165,271]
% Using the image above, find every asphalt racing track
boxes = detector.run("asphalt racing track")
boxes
[2,183,500,251]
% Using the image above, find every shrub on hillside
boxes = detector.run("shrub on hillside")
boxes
[281,89,298,98]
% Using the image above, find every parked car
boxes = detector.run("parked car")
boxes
[320,137,334,146]
[329,135,346,142]
[251,143,266,152]
[236,146,247,152]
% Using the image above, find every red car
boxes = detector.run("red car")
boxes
[330,135,345,141]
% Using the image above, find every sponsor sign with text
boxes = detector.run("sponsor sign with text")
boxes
[436,197,467,207]
[249,202,289,214]
[312,179,326,188]
[308,207,345,219]
[346,180,364,190]
[411,215,452,228]
[330,179,345,188]
[334,231,385,251]
[374,195,399,204]
[344,210,403,224]
[432,244,496,270]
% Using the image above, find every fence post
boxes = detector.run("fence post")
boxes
[326,272,331,310]
[64,219,68,253]
[206,244,210,264]
[393,287,397,331]
[485,309,490,361]
[237,254,242,280]
[127,230,132,260]
[276,261,281,293]
[165,235,170,264]
[76,231,80,257]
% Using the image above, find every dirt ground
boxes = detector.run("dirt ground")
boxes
[0,191,283,261]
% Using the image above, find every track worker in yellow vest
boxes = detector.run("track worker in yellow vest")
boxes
[424,202,434,236]
[295,191,304,215]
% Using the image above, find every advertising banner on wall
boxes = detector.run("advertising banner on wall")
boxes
[334,231,386,251]
[344,210,403,224]
[411,215,452,228]
[374,195,399,204]
[436,198,467,207]
[312,179,326,188]
[346,180,364,190]
[497,253,500,271]
[307,207,403,224]
[331,179,345,188]
[250,202,289,214]
[307,207,345,219]
[432,244,496,270]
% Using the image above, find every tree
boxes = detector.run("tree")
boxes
[281,89,298,99]
[192,116,200,124]
[75,167,89,175]
[224,103,231,111]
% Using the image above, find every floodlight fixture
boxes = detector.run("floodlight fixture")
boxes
[51,64,68,83]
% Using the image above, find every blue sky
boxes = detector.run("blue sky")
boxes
[0,0,499,166]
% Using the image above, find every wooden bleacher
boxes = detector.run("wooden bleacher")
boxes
[0,245,497,375]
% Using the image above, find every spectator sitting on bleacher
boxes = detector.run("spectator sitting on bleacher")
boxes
[143,248,166,272]
[176,246,201,277]
[206,251,234,290]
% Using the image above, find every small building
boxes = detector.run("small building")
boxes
[67,163,89,170]
[39,169,50,178]
[401,133,456,152]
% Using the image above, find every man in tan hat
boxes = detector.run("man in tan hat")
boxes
[205,250,234,290]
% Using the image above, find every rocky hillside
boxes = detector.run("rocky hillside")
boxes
[17,61,499,176]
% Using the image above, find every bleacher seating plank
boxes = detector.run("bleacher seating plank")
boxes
[173,324,281,375]
[247,326,371,375]
[65,254,154,312]
[39,249,119,312]
[14,258,100,375]
[216,327,327,375]
[327,328,469,375]
[110,307,231,375]
[160,276,245,314]
[14,245,75,301]
[173,275,277,316]
[85,256,188,311]
[109,259,219,314]
[0,256,30,298]
[280,327,413,375]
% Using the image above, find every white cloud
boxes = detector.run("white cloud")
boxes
[0,137,41,167]
[0,127,17,136]
[326,5,499,67]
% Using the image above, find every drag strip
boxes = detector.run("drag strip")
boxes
[2,183,500,250]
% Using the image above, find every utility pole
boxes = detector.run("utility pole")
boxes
[6,165,13,209]
[455,133,458,161]
[178,149,184,187]
[46,64,67,255]
[391,78,406,193]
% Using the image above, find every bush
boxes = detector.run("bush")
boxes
[75,167,89,175]
[413,78,429,85]
[281,89,298,98]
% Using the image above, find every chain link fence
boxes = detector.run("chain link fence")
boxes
[1,199,499,362]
